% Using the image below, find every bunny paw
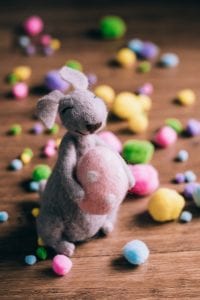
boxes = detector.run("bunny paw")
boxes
[101,221,114,235]
[55,241,75,257]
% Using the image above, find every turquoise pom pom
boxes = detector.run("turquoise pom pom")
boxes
[123,240,149,265]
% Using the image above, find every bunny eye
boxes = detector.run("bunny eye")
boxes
[61,106,73,114]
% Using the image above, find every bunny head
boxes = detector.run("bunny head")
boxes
[37,67,108,135]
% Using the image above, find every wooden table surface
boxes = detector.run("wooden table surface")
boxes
[1,1,200,299]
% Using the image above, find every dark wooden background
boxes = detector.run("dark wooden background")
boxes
[1,1,200,299]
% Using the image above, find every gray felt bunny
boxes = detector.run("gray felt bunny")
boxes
[36,67,134,257]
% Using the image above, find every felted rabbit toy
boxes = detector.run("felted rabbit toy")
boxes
[36,66,134,257]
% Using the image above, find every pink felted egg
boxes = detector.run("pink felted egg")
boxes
[76,146,129,214]
[128,164,159,196]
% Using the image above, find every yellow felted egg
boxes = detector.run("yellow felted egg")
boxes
[116,48,136,68]
[137,94,152,111]
[177,89,196,106]
[112,92,142,119]
[13,66,32,81]
[128,114,149,133]
[148,188,185,222]
[94,85,115,107]
[76,146,129,215]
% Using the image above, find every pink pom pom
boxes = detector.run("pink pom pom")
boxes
[154,126,177,147]
[43,146,56,157]
[12,83,28,99]
[46,139,56,148]
[52,255,72,276]
[23,16,44,36]
[128,164,159,196]
[40,34,52,46]
[98,131,122,153]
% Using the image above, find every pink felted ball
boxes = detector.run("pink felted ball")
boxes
[12,82,28,99]
[40,34,51,46]
[154,126,177,147]
[98,131,122,153]
[52,255,72,276]
[43,145,56,157]
[128,164,159,196]
[77,146,129,214]
[23,16,44,36]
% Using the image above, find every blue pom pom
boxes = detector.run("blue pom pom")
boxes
[160,53,179,68]
[10,159,23,171]
[176,150,189,162]
[123,240,149,265]
[128,39,143,54]
[184,170,196,183]
[0,211,9,222]
[180,211,192,223]
[25,255,37,265]
[29,181,40,192]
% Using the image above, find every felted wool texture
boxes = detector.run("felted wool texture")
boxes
[77,146,129,215]
[128,164,159,196]
[148,188,185,222]
[36,67,134,256]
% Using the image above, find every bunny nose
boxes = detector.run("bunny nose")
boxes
[86,122,102,133]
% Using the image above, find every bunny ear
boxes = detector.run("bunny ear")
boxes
[37,90,64,128]
[59,66,88,90]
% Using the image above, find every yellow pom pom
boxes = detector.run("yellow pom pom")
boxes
[128,114,149,133]
[13,66,32,81]
[20,153,32,164]
[50,39,61,50]
[177,89,196,106]
[137,94,152,111]
[116,48,136,68]
[37,237,45,246]
[148,188,185,222]
[94,85,115,106]
[112,92,142,119]
[31,208,40,218]
[56,138,61,148]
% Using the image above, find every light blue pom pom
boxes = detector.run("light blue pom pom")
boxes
[180,211,192,223]
[193,184,200,207]
[123,240,149,265]
[0,211,9,222]
[25,255,37,265]
[184,170,196,183]
[160,53,179,68]
[128,39,143,54]
[177,150,189,162]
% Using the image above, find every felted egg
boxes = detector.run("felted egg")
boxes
[76,146,129,215]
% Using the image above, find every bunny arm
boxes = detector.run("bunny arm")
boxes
[94,135,135,189]
[57,135,85,203]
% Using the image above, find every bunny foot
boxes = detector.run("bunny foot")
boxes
[101,221,114,235]
[55,241,75,257]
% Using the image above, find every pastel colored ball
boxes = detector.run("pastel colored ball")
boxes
[10,159,23,171]
[177,89,196,106]
[192,185,200,207]
[25,255,37,265]
[186,119,200,136]
[137,94,152,111]
[12,82,28,99]
[165,118,183,134]
[112,92,142,119]
[13,66,32,81]
[31,207,40,217]
[52,255,72,276]
[98,131,122,153]
[32,123,44,134]
[23,16,44,36]
[139,42,159,59]
[65,60,83,71]
[94,85,115,107]
[40,34,52,46]
[123,240,149,265]
[9,124,22,135]
[128,164,159,196]
[148,188,185,222]
[160,53,179,68]
[100,16,126,39]
[0,211,9,222]
[29,181,40,192]
[176,150,189,162]
[138,61,151,73]
[18,35,30,48]
[128,114,149,133]
[43,145,56,157]
[32,164,52,182]
[45,70,70,92]
[137,83,153,96]
[76,146,129,215]
[184,170,196,183]
[36,247,48,260]
[123,140,154,164]
[128,39,143,54]
[184,183,199,199]
[116,48,136,68]
[180,211,192,223]
[175,173,185,184]
[154,126,177,147]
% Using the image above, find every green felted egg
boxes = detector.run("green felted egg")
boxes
[48,123,59,134]
[9,124,22,135]
[100,16,126,39]
[122,140,154,164]
[65,60,83,71]
[36,247,48,260]
[32,164,52,182]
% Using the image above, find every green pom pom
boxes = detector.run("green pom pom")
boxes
[123,140,154,164]
[23,148,34,158]
[138,61,151,73]
[48,123,59,135]
[65,60,83,71]
[100,16,126,39]
[9,124,22,135]
[7,73,19,85]
[165,118,183,134]
[32,164,52,182]
[36,247,48,260]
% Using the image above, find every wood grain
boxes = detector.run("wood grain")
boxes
[1,1,200,299]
